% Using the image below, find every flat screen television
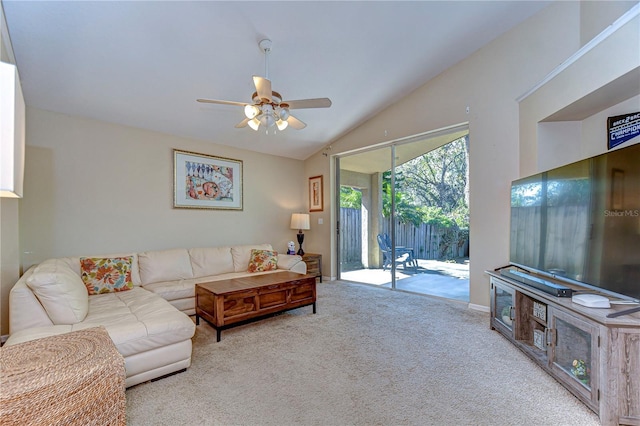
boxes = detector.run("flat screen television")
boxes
[509,142,640,302]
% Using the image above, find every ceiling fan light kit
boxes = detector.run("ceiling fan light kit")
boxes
[197,39,331,133]
[244,105,259,119]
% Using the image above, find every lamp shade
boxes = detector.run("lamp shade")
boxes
[244,104,259,119]
[248,117,260,131]
[290,213,310,231]
[0,62,25,198]
[276,119,288,131]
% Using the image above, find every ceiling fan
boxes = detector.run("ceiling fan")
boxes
[197,39,331,132]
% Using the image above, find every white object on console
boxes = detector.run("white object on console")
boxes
[572,293,611,308]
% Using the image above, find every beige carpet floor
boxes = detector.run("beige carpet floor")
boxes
[126,281,600,426]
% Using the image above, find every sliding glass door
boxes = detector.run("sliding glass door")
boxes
[336,126,470,301]
[337,146,394,286]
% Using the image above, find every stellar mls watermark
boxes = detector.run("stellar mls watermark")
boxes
[604,209,640,217]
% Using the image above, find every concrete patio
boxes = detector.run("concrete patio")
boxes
[340,259,469,302]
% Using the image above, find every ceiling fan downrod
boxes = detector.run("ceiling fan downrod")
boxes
[196,37,330,132]
[259,39,272,80]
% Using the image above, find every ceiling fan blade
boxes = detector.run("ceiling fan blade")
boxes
[282,98,332,110]
[235,118,250,128]
[253,76,272,103]
[197,98,248,107]
[287,115,307,130]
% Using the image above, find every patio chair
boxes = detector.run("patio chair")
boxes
[377,233,417,271]
[382,234,418,268]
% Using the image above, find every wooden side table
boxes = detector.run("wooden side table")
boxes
[302,253,322,282]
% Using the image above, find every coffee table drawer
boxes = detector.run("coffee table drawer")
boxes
[223,292,258,319]
[259,289,288,309]
[291,283,315,302]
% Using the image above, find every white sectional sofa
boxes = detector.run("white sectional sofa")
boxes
[7,243,306,387]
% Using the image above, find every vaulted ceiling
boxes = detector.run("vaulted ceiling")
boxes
[2,1,550,160]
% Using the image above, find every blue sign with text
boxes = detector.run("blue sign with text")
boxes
[608,112,640,149]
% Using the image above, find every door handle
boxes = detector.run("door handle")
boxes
[545,328,555,347]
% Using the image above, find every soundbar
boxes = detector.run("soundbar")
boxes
[500,269,573,297]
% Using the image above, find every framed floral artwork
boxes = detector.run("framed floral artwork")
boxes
[174,149,243,210]
[309,175,323,212]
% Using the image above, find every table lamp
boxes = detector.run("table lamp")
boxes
[290,213,310,255]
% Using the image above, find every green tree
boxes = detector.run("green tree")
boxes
[392,136,470,257]
[379,137,470,230]
[381,170,422,225]
[402,137,468,216]
[340,186,362,209]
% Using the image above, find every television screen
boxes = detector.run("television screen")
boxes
[510,142,640,301]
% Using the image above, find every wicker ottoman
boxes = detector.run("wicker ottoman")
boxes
[0,326,126,425]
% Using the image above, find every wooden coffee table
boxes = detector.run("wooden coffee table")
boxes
[195,271,316,341]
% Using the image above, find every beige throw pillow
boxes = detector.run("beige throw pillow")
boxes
[26,261,89,324]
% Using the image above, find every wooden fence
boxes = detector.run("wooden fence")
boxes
[340,208,469,268]
[510,205,588,276]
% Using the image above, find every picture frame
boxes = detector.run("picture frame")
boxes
[174,149,243,210]
[309,175,323,212]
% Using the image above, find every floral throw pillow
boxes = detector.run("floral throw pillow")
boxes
[80,256,134,295]
[247,249,278,273]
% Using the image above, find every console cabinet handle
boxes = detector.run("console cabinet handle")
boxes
[545,328,555,347]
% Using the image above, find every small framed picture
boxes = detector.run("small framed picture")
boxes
[309,175,323,212]
[174,149,243,210]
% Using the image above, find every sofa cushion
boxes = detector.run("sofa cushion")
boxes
[25,261,89,325]
[57,253,143,286]
[247,249,278,272]
[5,325,74,346]
[80,287,195,357]
[277,254,303,270]
[6,288,195,360]
[138,248,194,285]
[80,256,134,295]
[188,247,234,278]
[231,243,273,272]
[9,268,55,334]
[142,278,198,302]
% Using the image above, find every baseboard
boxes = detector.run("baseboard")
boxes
[468,303,490,313]
[1,334,9,346]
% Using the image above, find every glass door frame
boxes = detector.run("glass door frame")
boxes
[335,144,400,288]
[389,144,398,289]
[334,123,470,291]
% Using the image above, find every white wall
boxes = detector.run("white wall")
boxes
[304,1,584,308]
[537,96,640,172]
[519,5,639,176]
[0,198,19,337]
[580,1,639,45]
[19,108,306,268]
[0,1,21,338]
